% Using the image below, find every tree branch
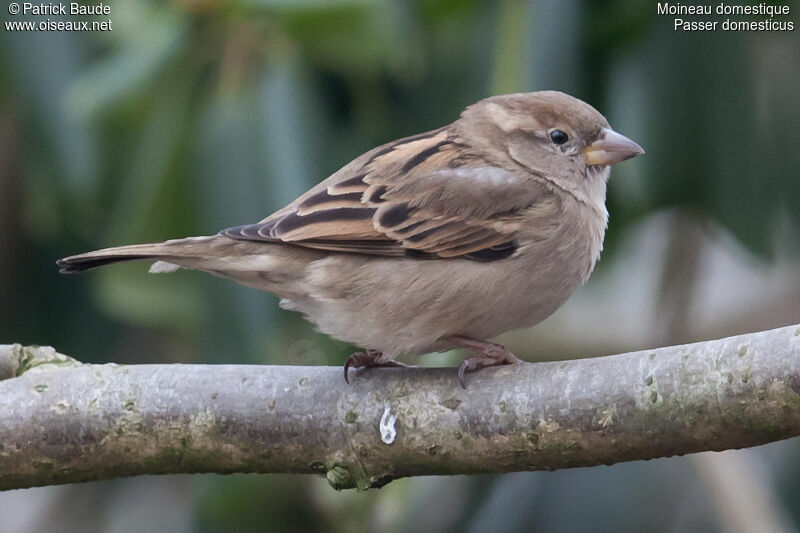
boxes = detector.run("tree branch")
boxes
[2,324,799,491]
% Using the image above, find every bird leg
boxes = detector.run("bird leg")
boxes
[343,349,410,384]
[444,335,524,388]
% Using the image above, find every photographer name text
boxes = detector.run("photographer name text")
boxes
[6,2,112,32]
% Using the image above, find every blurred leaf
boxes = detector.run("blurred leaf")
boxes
[192,82,278,363]
[94,264,207,330]
[637,27,779,257]
[194,475,328,533]
[1,25,99,198]
[466,460,720,533]
[752,32,800,232]
[90,68,206,331]
[103,67,196,243]
[66,4,188,118]
[258,55,324,206]
[242,0,375,7]
[524,0,583,93]
[277,4,423,78]
[491,0,527,94]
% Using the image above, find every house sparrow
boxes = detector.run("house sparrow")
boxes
[58,91,643,387]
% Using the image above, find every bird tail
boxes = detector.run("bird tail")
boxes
[56,237,219,274]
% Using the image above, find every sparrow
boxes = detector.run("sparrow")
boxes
[58,91,643,387]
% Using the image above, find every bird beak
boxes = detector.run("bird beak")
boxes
[583,128,644,166]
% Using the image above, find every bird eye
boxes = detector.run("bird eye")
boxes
[549,129,569,145]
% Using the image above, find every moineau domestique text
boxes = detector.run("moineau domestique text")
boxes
[657,3,790,17]
[22,3,111,16]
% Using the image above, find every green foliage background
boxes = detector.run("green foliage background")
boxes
[1,0,799,531]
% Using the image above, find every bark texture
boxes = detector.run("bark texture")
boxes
[1,324,799,491]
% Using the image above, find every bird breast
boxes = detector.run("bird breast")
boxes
[287,190,608,357]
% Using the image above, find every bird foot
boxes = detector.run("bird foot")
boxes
[444,335,524,388]
[343,350,410,384]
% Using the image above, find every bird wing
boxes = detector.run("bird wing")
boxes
[221,128,549,260]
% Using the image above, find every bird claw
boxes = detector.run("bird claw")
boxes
[343,350,409,384]
[448,336,523,388]
[457,359,472,389]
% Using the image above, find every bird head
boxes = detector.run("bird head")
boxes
[460,90,644,207]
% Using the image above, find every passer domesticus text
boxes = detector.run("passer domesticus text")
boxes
[58,91,643,387]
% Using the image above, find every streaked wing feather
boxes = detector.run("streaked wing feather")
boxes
[222,128,547,259]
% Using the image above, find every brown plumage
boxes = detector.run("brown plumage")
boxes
[58,91,643,386]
